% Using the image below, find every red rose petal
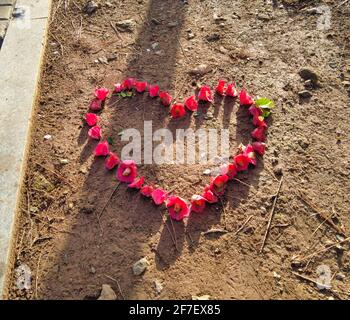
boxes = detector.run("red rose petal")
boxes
[190,195,207,213]
[94,87,109,101]
[114,83,124,93]
[184,95,198,112]
[252,126,266,141]
[105,152,120,170]
[122,78,135,90]
[135,81,148,93]
[234,153,250,171]
[209,175,229,196]
[116,160,138,183]
[140,185,154,197]
[166,196,190,221]
[239,89,254,106]
[159,91,172,106]
[252,142,266,156]
[226,83,238,97]
[198,85,213,103]
[253,115,267,128]
[85,113,99,126]
[202,185,218,204]
[170,103,186,119]
[149,85,160,98]
[88,125,102,140]
[215,79,226,96]
[151,188,168,205]
[94,141,109,156]
[221,163,237,180]
[90,98,102,111]
[128,176,145,189]
[248,105,262,118]
[243,144,257,166]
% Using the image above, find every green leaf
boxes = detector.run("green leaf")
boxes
[261,109,271,118]
[255,97,275,110]
[107,137,114,145]
[255,98,275,118]
[126,91,133,97]
[120,91,127,97]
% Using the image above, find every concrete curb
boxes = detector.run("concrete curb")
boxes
[0,0,51,299]
[0,0,15,48]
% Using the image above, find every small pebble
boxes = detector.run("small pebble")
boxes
[154,279,163,294]
[80,167,88,174]
[336,273,345,281]
[151,42,159,50]
[187,32,195,40]
[203,169,211,175]
[192,295,210,300]
[83,0,98,14]
[98,284,117,300]
[59,159,69,165]
[44,134,52,140]
[273,165,283,176]
[167,21,179,28]
[133,257,149,276]
[204,112,214,120]
[298,90,312,99]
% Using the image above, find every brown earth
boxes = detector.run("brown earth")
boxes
[5,0,350,300]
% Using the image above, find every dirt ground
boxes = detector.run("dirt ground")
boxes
[5,0,350,299]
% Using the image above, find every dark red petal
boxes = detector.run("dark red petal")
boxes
[88,126,102,140]
[105,152,120,170]
[140,185,154,197]
[128,176,145,189]
[94,87,109,101]
[85,113,99,126]
[95,141,110,156]
[151,188,168,205]
[239,89,254,106]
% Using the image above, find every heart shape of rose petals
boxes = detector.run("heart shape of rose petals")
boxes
[85,79,274,221]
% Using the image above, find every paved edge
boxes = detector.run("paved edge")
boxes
[0,0,52,299]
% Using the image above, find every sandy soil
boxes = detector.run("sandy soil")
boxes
[5,0,350,299]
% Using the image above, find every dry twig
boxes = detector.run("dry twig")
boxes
[234,215,253,236]
[259,176,284,253]
[103,274,125,300]
[35,251,44,299]
[292,271,331,290]
[34,161,74,188]
[98,183,121,219]
[203,228,228,236]
[158,211,178,251]
[299,236,350,262]
[110,21,122,40]
[297,192,344,235]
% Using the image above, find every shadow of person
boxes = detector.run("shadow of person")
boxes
[38,0,189,300]
[155,215,185,270]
